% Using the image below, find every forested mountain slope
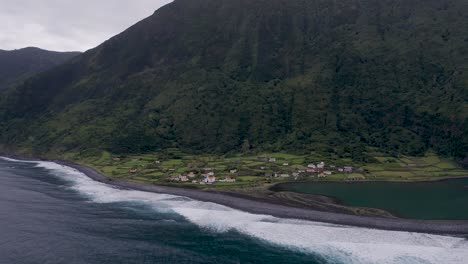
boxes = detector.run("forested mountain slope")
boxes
[0,0,467,161]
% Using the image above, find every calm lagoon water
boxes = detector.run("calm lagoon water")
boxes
[1,157,467,264]
[273,179,468,220]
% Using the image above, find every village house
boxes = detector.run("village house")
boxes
[317,162,325,169]
[188,172,196,178]
[283,163,289,166]
[179,176,189,182]
[129,169,138,174]
[192,180,198,183]
[203,176,217,184]
[306,169,316,173]
[298,169,306,173]
[207,171,215,176]
[203,168,213,172]
[169,176,180,181]
[324,171,333,175]
[260,166,266,170]
[168,168,176,172]
[344,166,354,173]
[269,158,277,162]
[292,172,300,177]
[338,168,344,172]
[307,164,316,168]
[219,177,236,183]
[230,169,238,174]
[318,173,326,178]
[154,160,161,164]
[265,172,273,177]
[275,173,290,178]
[112,157,121,161]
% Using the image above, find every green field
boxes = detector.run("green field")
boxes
[73,149,467,189]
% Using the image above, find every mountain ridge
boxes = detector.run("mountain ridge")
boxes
[0,47,81,91]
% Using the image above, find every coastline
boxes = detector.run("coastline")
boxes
[2,155,468,236]
[58,160,468,236]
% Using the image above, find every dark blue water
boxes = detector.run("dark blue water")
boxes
[1,158,467,264]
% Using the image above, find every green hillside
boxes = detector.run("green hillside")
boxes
[0,0,467,162]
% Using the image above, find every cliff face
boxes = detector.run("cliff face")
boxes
[0,0,467,159]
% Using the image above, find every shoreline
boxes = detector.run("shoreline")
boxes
[59,161,468,236]
[2,155,468,236]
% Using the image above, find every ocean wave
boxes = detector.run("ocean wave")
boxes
[2,157,468,264]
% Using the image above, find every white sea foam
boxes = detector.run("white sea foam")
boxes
[2,157,468,264]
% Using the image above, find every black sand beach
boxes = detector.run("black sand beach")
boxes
[54,160,468,236]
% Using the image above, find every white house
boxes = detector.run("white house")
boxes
[307,164,316,168]
[203,176,217,184]
[220,177,236,183]
[179,176,189,182]
[317,162,325,169]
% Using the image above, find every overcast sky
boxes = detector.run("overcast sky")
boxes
[0,0,172,52]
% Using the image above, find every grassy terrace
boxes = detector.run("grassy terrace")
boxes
[71,149,468,189]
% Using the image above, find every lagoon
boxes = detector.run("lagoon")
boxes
[272,178,468,220]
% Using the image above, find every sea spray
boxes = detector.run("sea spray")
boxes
[2,157,468,264]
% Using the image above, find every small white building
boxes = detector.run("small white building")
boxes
[269,158,277,162]
[179,176,189,182]
[230,169,238,174]
[203,176,217,184]
[169,176,180,181]
[317,162,325,169]
[307,164,316,168]
[220,177,236,183]
[283,163,289,166]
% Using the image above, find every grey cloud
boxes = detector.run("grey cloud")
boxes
[0,0,172,51]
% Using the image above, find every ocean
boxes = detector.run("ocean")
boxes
[1,157,467,264]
